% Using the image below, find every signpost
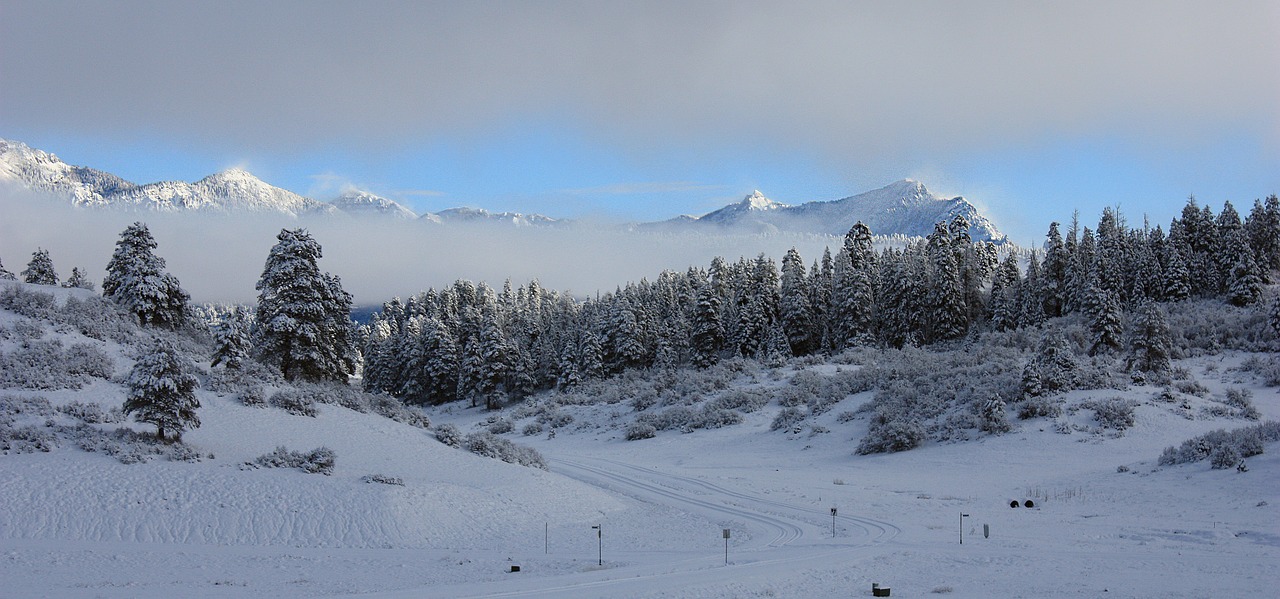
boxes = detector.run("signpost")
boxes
[592,525,601,566]
[960,513,969,544]
[831,507,838,538]
[723,528,731,565]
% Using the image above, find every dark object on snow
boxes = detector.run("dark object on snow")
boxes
[872,582,891,597]
[1238,461,1249,473]
[510,565,521,573]
[1024,499,1035,508]
[1010,500,1020,508]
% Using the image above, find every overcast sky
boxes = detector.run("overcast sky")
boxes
[2,1,1278,247]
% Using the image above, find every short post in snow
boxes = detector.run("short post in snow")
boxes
[960,513,969,545]
[831,507,838,538]
[592,525,602,566]
[723,528,731,565]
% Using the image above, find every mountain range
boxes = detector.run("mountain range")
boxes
[0,137,1002,241]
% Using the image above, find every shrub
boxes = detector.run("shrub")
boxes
[487,418,514,434]
[461,432,547,469]
[625,422,657,441]
[1158,421,1280,466]
[522,422,543,436]
[362,474,404,486]
[435,423,462,447]
[770,407,806,432]
[708,389,770,413]
[1209,444,1242,469]
[1090,398,1136,431]
[268,389,318,417]
[250,446,335,475]
[1017,396,1063,420]
[240,387,267,408]
[57,401,125,424]
[857,418,925,454]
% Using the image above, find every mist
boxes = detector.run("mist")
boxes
[0,188,839,307]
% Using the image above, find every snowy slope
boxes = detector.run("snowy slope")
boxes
[99,168,334,216]
[434,207,562,227]
[2,274,1276,598]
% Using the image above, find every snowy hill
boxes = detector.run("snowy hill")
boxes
[681,180,1004,241]
[2,279,1278,597]
[328,190,418,220]
[106,168,335,217]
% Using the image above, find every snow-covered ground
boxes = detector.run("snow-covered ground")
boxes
[1,283,1277,598]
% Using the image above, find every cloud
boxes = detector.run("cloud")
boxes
[3,1,1275,170]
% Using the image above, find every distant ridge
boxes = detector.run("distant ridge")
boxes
[1,137,1003,239]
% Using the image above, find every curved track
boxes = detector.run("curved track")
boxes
[375,452,900,598]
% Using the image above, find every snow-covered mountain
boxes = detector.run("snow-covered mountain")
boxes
[107,168,335,217]
[2,137,1004,238]
[674,180,1004,241]
[0,138,138,205]
[0,138,332,217]
[433,206,561,227]
[328,189,418,220]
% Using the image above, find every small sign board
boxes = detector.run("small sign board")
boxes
[722,528,731,539]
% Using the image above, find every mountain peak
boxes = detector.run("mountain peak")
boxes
[329,189,418,219]
[741,190,783,211]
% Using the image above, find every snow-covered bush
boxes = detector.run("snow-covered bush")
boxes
[1157,421,1280,467]
[362,474,404,486]
[978,396,1012,434]
[366,394,430,428]
[0,339,114,390]
[707,388,770,413]
[268,389,318,417]
[1223,388,1261,420]
[1239,355,1280,386]
[625,422,656,441]
[1175,380,1210,397]
[1017,396,1063,420]
[857,417,925,454]
[461,432,547,469]
[435,423,462,447]
[250,446,336,475]
[239,387,266,408]
[487,418,514,434]
[1089,398,1136,431]
[0,284,56,319]
[0,423,57,454]
[537,409,574,429]
[57,401,124,424]
[522,422,543,436]
[1209,444,1242,469]
[770,407,806,432]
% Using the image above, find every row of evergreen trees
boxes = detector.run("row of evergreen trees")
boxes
[360,195,1280,409]
[0,248,95,291]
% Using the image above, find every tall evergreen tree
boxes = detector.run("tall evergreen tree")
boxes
[0,257,15,280]
[1086,281,1123,356]
[103,223,189,328]
[925,223,967,342]
[22,248,58,285]
[690,283,725,368]
[1226,235,1263,307]
[779,248,814,356]
[124,340,200,441]
[254,228,357,382]
[1126,303,1171,374]
[1041,222,1069,317]
[210,310,251,369]
[1162,244,1191,302]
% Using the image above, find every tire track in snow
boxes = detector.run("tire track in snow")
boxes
[553,458,805,550]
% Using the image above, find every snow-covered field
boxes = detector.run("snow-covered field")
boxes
[1,283,1278,598]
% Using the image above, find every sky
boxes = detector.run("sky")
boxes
[1,1,1278,246]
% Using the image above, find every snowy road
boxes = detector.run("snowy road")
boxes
[363,454,900,599]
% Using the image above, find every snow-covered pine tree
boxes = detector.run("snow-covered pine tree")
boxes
[1086,281,1123,356]
[1019,250,1045,328]
[210,310,251,369]
[253,228,356,382]
[1022,331,1078,397]
[0,257,15,280]
[989,253,1020,331]
[779,248,815,356]
[925,222,967,342]
[1162,243,1191,302]
[1126,303,1172,374]
[1226,232,1263,307]
[61,267,94,291]
[690,282,725,368]
[1270,292,1280,337]
[22,248,58,285]
[1245,194,1280,275]
[124,340,200,441]
[1041,222,1069,317]
[103,222,190,328]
